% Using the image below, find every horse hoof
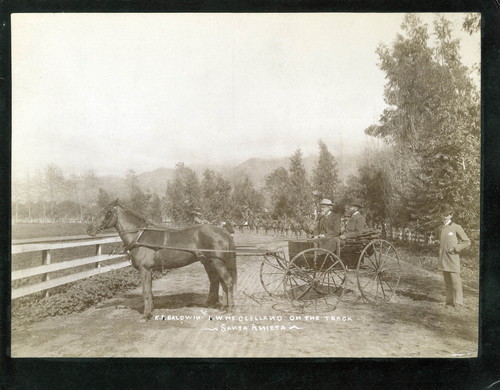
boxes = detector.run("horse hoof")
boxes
[207,301,222,309]
[221,306,234,314]
[141,313,152,322]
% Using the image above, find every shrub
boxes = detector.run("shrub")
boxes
[12,267,168,326]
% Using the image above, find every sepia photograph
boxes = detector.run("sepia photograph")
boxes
[10,12,481,358]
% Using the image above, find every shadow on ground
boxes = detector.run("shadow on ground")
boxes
[96,292,210,313]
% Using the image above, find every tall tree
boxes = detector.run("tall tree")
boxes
[231,175,264,219]
[126,169,150,216]
[45,164,66,221]
[288,148,312,216]
[97,188,111,209]
[147,192,163,222]
[164,163,201,223]
[82,170,100,208]
[364,14,480,228]
[462,13,480,35]
[201,169,232,222]
[312,140,339,201]
[265,167,291,217]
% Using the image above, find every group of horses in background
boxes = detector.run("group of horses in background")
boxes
[230,213,317,238]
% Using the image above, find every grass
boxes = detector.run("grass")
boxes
[12,223,124,291]
[12,222,115,240]
[393,241,479,290]
[11,222,144,325]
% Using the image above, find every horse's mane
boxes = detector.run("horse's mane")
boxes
[117,203,158,227]
[116,203,209,232]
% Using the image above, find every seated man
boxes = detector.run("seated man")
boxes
[339,198,368,240]
[313,198,341,254]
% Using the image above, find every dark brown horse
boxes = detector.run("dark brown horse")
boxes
[86,200,237,319]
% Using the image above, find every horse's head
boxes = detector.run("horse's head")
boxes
[86,198,120,236]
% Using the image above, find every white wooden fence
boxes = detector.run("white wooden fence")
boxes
[12,234,129,299]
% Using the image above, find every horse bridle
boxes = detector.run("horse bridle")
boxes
[92,205,143,238]
[92,206,117,235]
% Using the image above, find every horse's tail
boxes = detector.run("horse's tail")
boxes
[226,237,237,293]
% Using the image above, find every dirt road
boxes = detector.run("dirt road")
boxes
[11,232,478,358]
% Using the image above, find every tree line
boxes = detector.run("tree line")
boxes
[11,140,340,226]
[12,14,479,234]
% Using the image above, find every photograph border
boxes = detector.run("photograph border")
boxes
[1,0,499,389]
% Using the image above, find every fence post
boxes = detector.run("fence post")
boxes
[41,249,51,298]
[95,244,102,268]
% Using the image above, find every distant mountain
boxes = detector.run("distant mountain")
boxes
[98,175,128,198]
[229,156,314,188]
[137,167,176,195]
[229,154,357,188]
[98,168,175,197]
[97,153,359,196]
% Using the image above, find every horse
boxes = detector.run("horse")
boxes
[288,217,302,238]
[86,200,237,319]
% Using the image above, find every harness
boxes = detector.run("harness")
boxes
[94,206,236,269]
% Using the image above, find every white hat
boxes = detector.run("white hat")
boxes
[319,198,333,206]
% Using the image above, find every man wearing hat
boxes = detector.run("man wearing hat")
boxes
[339,198,368,240]
[313,198,341,253]
[438,203,470,310]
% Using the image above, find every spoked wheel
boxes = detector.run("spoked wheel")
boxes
[260,252,288,297]
[284,248,347,313]
[356,239,401,302]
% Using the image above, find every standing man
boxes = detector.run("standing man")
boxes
[438,203,470,310]
[314,199,341,253]
[339,198,368,240]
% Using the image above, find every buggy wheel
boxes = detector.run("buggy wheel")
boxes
[284,248,346,313]
[356,239,401,302]
[260,252,288,297]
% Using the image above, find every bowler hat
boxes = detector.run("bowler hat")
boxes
[319,198,334,207]
[439,203,454,216]
[351,198,364,208]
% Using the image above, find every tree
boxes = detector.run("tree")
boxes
[148,193,163,222]
[312,140,339,201]
[97,188,112,209]
[201,169,232,222]
[462,13,480,35]
[126,169,150,216]
[364,14,480,229]
[288,148,312,216]
[65,174,84,222]
[164,163,201,223]
[82,170,100,206]
[265,167,291,217]
[45,164,66,221]
[231,176,264,219]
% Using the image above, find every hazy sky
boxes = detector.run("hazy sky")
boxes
[12,13,480,178]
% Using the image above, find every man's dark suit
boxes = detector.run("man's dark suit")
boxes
[343,212,368,238]
[315,212,341,253]
[315,212,341,236]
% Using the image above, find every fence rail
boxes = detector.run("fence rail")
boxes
[12,234,128,300]
[11,226,477,300]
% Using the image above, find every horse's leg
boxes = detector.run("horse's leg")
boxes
[202,262,221,308]
[209,257,234,311]
[139,265,154,319]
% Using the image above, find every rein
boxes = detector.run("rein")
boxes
[92,206,117,235]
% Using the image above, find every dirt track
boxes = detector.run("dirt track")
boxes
[11,232,478,358]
